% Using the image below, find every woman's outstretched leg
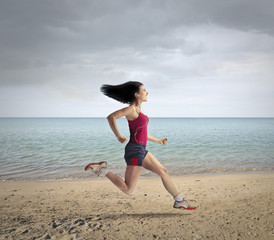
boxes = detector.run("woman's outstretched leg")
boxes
[142,152,179,197]
[142,152,196,210]
[105,166,142,195]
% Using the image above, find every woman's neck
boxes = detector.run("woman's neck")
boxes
[131,101,142,112]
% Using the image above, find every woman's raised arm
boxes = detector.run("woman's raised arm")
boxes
[107,107,132,143]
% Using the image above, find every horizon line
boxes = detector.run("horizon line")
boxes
[0,116,274,119]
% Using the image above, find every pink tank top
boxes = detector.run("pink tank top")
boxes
[128,112,149,145]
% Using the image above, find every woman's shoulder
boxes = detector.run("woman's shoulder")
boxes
[119,106,135,114]
[124,106,139,121]
[108,106,135,119]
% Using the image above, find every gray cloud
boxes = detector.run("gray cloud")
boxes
[1,0,273,75]
[0,0,273,117]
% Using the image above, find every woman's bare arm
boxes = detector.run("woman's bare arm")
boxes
[147,134,168,145]
[107,107,134,143]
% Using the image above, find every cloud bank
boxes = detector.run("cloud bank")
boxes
[0,0,273,117]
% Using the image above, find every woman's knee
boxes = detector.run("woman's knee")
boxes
[123,187,134,195]
[159,167,169,177]
[122,182,135,195]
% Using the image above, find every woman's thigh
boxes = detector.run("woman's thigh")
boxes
[142,152,167,176]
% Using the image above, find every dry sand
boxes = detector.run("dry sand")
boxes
[1,173,274,240]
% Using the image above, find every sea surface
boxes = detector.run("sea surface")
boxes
[0,118,274,181]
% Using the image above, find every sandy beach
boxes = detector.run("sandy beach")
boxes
[1,173,273,240]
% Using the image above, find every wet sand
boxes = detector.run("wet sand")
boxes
[1,173,273,239]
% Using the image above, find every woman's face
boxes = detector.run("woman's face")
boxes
[137,85,148,102]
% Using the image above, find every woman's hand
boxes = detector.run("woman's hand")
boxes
[118,136,128,144]
[160,137,168,145]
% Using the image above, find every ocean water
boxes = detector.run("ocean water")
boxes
[0,118,273,181]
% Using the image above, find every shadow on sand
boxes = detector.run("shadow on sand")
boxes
[101,212,191,220]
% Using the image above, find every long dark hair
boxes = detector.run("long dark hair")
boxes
[100,81,143,104]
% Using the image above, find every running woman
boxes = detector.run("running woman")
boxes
[85,81,196,210]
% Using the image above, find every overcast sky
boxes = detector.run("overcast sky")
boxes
[0,0,273,117]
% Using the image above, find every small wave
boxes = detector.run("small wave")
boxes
[20,154,35,159]
[168,166,274,176]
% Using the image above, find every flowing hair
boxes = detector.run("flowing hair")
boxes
[100,81,143,104]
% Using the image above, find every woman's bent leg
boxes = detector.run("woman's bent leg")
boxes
[106,166,142,195]
[142,152,179,197]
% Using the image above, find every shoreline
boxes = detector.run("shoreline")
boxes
[1,172,274,239]
[2,169,274,182]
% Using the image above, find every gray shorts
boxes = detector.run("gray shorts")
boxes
[124,141,148,166]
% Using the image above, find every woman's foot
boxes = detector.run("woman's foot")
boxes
[84,161,107,176]
[173,199,196,210]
